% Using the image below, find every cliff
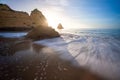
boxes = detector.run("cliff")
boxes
[31,9,48,27]
[0,4,48,28]
[0,4,32,28]
[0,4,60,40]
[0,4,13,11]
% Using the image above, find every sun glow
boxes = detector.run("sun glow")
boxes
[44,11,62,29]
[42,9,89,29]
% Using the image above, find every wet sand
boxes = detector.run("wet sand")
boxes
[0,37,104,80]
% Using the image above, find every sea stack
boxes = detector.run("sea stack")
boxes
[57,23,64,29]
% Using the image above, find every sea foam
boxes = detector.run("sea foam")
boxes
[35,31,120,80]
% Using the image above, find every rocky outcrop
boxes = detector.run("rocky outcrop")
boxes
[0,4,48,28]
[26,26,60,40]
[0,4,13,11]
[57,23,64,29]
[0,4,60,40]
[26,9,60,40]
[31,9,48,27]
[0,4,32,28]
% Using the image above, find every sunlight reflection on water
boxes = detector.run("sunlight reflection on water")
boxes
[0,32,27,38]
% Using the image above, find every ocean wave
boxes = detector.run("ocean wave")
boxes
[35,33,120,80]
[64,33,120,79]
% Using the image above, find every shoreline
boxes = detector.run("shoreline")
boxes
[0,36,105,80]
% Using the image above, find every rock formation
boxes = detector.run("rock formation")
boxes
[0,4,60,40]
[57,23,64,29]
[26,9,59,40]
[0,4,32,28]
[26,25,60,41]
[0,4,13,11]
[31,9,48,27]
[0,4,48,29]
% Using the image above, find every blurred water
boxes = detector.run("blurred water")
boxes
[0,29,120,79]
[0,32,27,38]
[62,29,120,39]
[35,28,120,80]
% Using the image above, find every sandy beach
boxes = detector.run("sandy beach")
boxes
[0,37,104,80]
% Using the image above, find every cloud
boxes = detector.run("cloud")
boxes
[37,0,69,6]
[45,0,69,6]
[36,0,70,12]
[37,0,70,12]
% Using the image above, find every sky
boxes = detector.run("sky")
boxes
[0,0,120,29]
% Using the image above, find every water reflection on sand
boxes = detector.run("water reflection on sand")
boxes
[0,38,102,80]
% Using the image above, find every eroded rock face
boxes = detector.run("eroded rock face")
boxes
[31,9,48,27]
[0,4,12,11]
[0,4,60,40]
[0,4,48,28]
[26,26,60,41]
[0,4,32,28]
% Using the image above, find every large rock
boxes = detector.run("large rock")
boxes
[57,23,64,29]
[0,4,48,29]
[0,4,60,40]
[0,4,32,28]
[0,4,13,11]
[26,26,60,40]
[31,9,48,27]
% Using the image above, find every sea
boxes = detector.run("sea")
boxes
[0,28,120,80]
